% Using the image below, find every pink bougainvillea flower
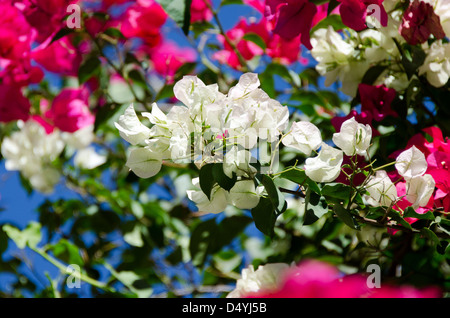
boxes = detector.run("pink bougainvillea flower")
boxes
[246,260,441,298]
[265,0,317,49]
[45,88,94,133]
[213,17,302,69]
[16,0,78,43]
[338,0,387,31]
[0,59,44,87]
[190,0,213,23]
[121,0,167,47]
[32,37,83,77]
[358,83,397,122]
[0,84,31,123]
[0,2,32,61]
[145,40,197,83]
[400,0,445,45]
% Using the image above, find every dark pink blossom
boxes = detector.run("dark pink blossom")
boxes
[45,88,94,133]
[358,83,397,122]
[190,0,213,23]
[0,59,44,87]
[0,84,31,123]
[0,2,32,61]
[400,0,445,45]
[32,37,84,77]
[121,0,167,48]
[246,260,441,298]
[265,0,317,49]
[338,0,387,31]
[146,40,197,83]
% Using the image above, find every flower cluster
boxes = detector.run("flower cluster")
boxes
[228,260,441,298]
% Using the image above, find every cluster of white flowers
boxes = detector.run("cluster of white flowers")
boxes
[116,73,296,213]
[1,122,106,193]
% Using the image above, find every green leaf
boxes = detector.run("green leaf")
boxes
[311,14,345,34]
[212,163,236,191]
[303,188,329,225]
[156,0,192,35]
[403,207,435,221]
[279,168,321,194]
[50,27,75,45]
[387,209,412,230]
[189,218,217,266]
[49,239,84,266]
[199,164,215,200]
[327,0,340,15]
[333,203,360,230]
[3,222,42,249]
[321,183,353,205]
[361,65,388,85]
[78,56,101,84]
[103,27,125,39]
[260,175,286,213]
[420,227,440,246]
[251,197,278,237]
[243,33,266,51]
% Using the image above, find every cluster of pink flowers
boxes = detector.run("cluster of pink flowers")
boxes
[246,260,441,298]
[390,127,450,216]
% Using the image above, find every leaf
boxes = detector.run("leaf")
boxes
[189,218,217,266]
[212,163,236,191]
[49,239,84,266]
[321,183,353,205]
[333,203,360,230]
[103,27,125,39]
[310,14,345,34]
[243,33,266,51]
[303,188,329,225]
[50,27,75,45]
[279,168,321,194]
[420,228,440,246]
[403,207,435,221]
[327,0,340,15]
[260,175,286,213]
[251,197,278,237]
[199,164,215,200]
[156,0,192,35]
[361,65,388,85]
[3,222,42,249]
[78,56,101,84]
[387,210,412,230]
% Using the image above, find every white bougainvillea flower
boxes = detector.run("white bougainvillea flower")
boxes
[1,120,65,193]
[304,143,344,183]
[227,72,261,99]
[405,174,436,209]
[227,263,291,298]
[125,147,162,178]
[332,117,372,156]
[418,40,450,88]
[282,121,322,156]
[395,146,427,179]
[364,170,398,207]
[229,180,261,210]
[186,178,229,214]
[114,104,151,145]
[74,147,107,170]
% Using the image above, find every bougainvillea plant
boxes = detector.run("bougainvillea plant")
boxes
[0,0,449,299]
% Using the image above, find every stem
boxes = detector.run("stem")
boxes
[202,0,251,72]
[31,246,115,293]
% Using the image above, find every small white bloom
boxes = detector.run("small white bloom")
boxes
[114,104,151,145]
[395,146,427,179]
[332,117,372,156]
[227,263,291,298]
[364,170,398,207]
[405,174,435,209]
[223,146,257,179]
[126,147,162,178]
[304,143,344,183]
[186,178,229,214]
[418,40,450,88]
[282,121,322,156]
[229,180,260,210]
[74,147,107,170]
